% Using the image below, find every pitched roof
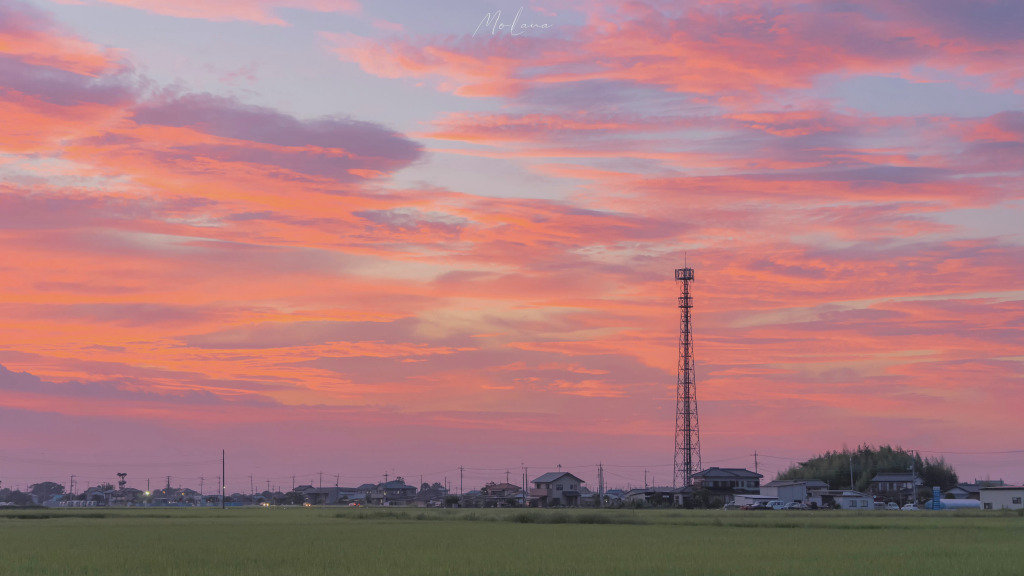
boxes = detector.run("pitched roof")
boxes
[870,473,920,482]
[764,479,827,488]
[482,483,521,493]
[532,472,585,484]
[694,467,763,479]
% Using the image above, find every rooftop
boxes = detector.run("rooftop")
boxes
[694,467,763,479]
[532,472,585,484]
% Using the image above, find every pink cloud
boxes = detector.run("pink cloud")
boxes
[70,0,360,26]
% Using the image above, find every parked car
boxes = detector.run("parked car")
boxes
[742,502,768,510]
[783,502,805,510]
[886,502,900,511]
[901,503,919,511]
[765,500,784,510]
[723,502,740,510]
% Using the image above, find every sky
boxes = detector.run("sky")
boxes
[0,0,1022,494]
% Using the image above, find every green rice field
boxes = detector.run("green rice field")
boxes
[1,507,1021,575]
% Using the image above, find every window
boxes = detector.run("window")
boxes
[984,503,993,510]
[555,484,563,491]
[1013,497,1021,504]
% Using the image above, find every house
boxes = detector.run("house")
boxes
[530,472,585,507]
[980,486,1024,511]
[578,486,599,507]
[868,473,922,504]
[945,480,1004,500]
[671,485,693,507]
[413,484,449,508]
[623,486,675,507]
[733,494,777,507]
[692,468,762,491]
[601,489,625,507]
[479,482,521,507]
[691,468,762,507]
[367,479,417,506]
[811,490,872,510]
[760,479,828,504]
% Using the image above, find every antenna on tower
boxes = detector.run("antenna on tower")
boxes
[673,265,701,488]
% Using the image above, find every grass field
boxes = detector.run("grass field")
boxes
[1,507,1022,575]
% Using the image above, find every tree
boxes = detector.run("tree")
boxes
[283,491,306,505]
[775,444,958,492]
[0,488,34,506]
[29,482,65,502]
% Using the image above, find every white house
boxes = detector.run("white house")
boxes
[810,490,872,510]
[760,479,828,503]
[980,486,1024,510]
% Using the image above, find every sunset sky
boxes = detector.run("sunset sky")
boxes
[1,0,1022,493]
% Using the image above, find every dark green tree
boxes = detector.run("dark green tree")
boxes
[29,482,65,502]
[775,444,958,492]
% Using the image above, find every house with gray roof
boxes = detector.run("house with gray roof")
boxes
[530,472,585,507]
[760,479,828,503]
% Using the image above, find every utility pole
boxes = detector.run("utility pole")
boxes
[166,476,171,491]
[291,475,295,491]
[199,477,205,506]
[909,451,917,506]
[335,474,340,488]
[598,463,605,508]
[459,466,464,495]
[69,475,75,499]
[849,453,854,491]
[249,475,254,502]
[506,469,510,484]
[266,479,270,493]
[644,469,648,489]
[754,451,759,476]
[221,449,225,510]
[522,465,528,508]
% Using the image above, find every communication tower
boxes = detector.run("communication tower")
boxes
[673,266,701,487]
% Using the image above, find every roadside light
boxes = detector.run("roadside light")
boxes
[144,491,151,496]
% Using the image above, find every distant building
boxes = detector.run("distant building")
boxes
[623,486,675,507]
[479,482,521,507]
[689,467,762,507]
[413,484,449,508]
[811,490,872,510]
[945,480,1004,500]
[368,479,417,506]
[868,473,922,504]
[530,472,585,507]
[980,486,1024,511]
[760,479,828,504]
[692,468,762,491]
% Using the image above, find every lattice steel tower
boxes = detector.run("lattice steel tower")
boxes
[673,266,701,487]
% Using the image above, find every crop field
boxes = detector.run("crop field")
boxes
[1,507,1021,575]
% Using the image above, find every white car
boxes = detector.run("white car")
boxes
[767,500,786,510]
[901,503,919,511]
[886,502,900,511]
